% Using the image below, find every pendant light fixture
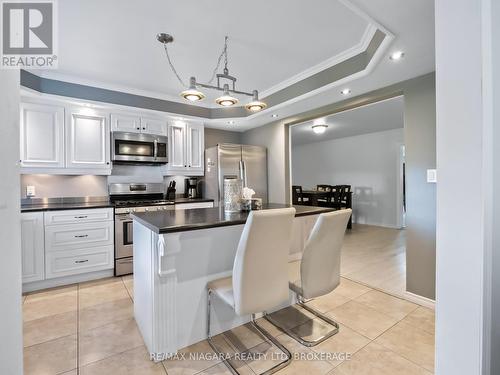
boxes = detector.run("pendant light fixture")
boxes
[157,33,267,111]
[215,84,239,106]
[245,90,267,112]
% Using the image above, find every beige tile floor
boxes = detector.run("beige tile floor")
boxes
[23,274,434,374]
[22,223,433,374]
[341,224,407,297]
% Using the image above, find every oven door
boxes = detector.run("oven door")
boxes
[115,214,133,259]
[112,132,168,163]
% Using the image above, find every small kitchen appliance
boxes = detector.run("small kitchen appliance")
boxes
[184,178,200,199]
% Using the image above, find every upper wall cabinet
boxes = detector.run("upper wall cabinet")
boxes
[110,113,141,133]
[165,121,204,176]
[110,113,167,136]
[66,108,111,170]
[20,102,65,169]
[20,101,111,175]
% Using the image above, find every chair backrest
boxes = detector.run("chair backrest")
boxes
[292,185,303,204]
[233,207,296,315]
[300,209,352,299]
[317,184,332,192]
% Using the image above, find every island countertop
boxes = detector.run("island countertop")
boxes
[131,203,334,234]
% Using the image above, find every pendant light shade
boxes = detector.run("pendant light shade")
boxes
[215,84,239,107]
[180,77,205,102]
[245,90,267,112]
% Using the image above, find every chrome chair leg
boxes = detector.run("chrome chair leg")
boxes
[264,293,339,347]
[206,288,292,375]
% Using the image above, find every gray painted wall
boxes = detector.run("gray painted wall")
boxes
[0,71,23,374]
[404,75,436,300]
[292,128,404,228]
[204,128,241,148]
[241,73,436,300]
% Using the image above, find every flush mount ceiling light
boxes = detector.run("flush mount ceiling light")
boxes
[340,88,351,95]
[312,124,328,134]
[271,114,279,118]
[389,51,405,61]
[157,33,267,111]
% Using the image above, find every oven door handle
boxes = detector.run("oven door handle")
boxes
[154,139,158,161]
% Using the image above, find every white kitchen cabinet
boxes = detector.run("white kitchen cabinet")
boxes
[20,102,65,169]
[141,117,168,136]
[111,113,141,133]
[166,121,204,176]
[167,121,187,172]
[186,122,205,174]
[66,108,111,170]
[21,212,45,283]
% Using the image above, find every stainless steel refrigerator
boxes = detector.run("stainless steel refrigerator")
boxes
[204,144,268,206]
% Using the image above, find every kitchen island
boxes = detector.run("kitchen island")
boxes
[131,204,334,360]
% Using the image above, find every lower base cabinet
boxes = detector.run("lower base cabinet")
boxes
[45,245,114,279]
[21,212,45,283]
[21,208,114,286]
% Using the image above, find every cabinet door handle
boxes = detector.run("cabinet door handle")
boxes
[74,234,89,238]
[74,216,88,219]
[75,259,89,264]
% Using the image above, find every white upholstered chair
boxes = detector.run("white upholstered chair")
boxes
[207,207,296,375]
[265,209,352,347]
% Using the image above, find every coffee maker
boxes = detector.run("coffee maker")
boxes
[184,178,200,199]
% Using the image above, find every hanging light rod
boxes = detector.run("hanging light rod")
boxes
[157,33,267,111]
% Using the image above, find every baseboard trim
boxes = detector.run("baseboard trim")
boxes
[404,291,436,309]
[23,269,115,293]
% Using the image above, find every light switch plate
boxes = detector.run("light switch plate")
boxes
[26,185,36,197]
[427,169,437,183]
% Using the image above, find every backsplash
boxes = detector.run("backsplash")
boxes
[20,175,108,199]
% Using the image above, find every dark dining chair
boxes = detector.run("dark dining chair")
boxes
[292,185,308,205]
[316,185,333,206]
[336,185,352,229]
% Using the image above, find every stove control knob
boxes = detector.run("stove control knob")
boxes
[145,208,149,212]
[126,208,131,213]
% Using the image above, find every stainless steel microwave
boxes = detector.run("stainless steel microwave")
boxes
[112,132,168,164]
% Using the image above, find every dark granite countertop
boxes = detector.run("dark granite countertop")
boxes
[131,204,334,234]
[21,201,114,212]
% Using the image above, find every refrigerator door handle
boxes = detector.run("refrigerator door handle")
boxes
[239,160,248,187]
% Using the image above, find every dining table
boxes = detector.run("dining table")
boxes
[300,190,353,228]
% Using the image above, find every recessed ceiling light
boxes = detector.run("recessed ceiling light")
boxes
[389,51,405,61]
[340,88,351,95]
[312,124,328,134]
[271,114,279,118]
[228,120,235,125]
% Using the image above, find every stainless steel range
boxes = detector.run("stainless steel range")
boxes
[109,183,174,276]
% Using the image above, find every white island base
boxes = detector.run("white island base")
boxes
[133,214,320,360]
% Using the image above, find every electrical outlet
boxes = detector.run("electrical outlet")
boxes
[26,185,36,197]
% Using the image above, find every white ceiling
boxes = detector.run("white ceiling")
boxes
[30,0,435,131]
[291,96,404,146]
[36,0,368,103]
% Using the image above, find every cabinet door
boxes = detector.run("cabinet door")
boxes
[167,122,187,170]
[141,117,167,136]
[186,122,205,175]
[110,113,141,133]
[66,108,111,170]
[21,212,45,283]
[20,102,65,168]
